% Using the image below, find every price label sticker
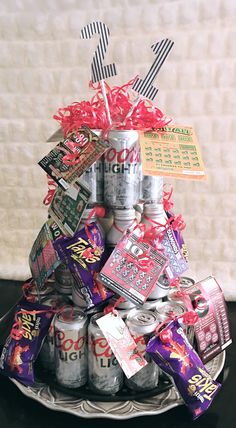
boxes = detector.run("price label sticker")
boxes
[139,126,206,180]
[96,312,147,378]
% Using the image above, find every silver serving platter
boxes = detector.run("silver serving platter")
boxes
[10,351,225,420]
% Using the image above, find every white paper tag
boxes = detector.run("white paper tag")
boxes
[96,312,147,379]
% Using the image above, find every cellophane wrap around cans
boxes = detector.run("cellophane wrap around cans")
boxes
[146,320,221,420]
[104,130,141,208]
[53,223,113,307]
[0,299,53,386]
[54,307,88,388]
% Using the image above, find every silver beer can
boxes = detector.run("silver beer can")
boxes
[54,263,75,295]
[104,130,141,208]
[155,300,194,343]
[39,295,70,372]
[167,277,196,304]
[80,159,104,207]
[54,307,88,388]
[142,298,162,311]
[140,175,163,204]
[88,313,123,395]
[125,309,159,391]
[148,273,170,300]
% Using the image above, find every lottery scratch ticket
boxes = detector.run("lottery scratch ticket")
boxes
[139,126,206,180]
[29,222,61,290]
[38,127,110,190]
[48,180,91,237]
[98,231,168,305]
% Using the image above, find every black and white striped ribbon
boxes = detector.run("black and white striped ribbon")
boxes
[80,21,117,83]
[132,38,174,100]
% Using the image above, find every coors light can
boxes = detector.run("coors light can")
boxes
[140,175,163,204]
[54,307,88,388]
[104,130,141,208]
[88,313,123,395]
[39,295,70,372]
[125,309,159,391]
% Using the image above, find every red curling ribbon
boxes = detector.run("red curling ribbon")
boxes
[162,184,174,212]
[43,175,57,206]
[182,311,199,326]
[103,296,125,315]
[22,279,36,302]
[113,218,137,235]
[92,271,108,301]
[83,206,105,258]
[53,78,171,135]
[167,214,186,232]
[155,308,199,340]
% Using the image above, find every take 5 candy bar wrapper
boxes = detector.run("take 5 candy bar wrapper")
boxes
[146,320,221,420]
[53,223,114,307]
[0,299,54,387]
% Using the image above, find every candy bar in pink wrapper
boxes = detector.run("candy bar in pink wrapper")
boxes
[53,223,114,307]
[146,320,221,420]
[0,299,54,386]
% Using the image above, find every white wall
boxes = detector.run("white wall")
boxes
[0,0,235,299]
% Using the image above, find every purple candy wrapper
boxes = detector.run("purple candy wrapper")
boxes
[146,320,221,420]
[0,299,54,386]
[53,223,114,307]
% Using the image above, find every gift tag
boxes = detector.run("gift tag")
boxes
[139,126,206,180]
[182,276,232,363]
[29,223,61,290]
[98,231,168,305]
[162,228,188,279]
[38,127,110,190]
[96,312,147,378]
[48,180,91,237]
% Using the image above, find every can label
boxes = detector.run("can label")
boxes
[104,133,141,208]
[55,328,86,362]
[90,335,118,368]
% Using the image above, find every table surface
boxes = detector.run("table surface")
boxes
[0,280,235,428]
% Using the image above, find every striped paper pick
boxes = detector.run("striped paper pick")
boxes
[80,22,117,83]
[132,38,174,100]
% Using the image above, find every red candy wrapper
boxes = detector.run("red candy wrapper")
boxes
[0,299,54,386]
[146,320,221,420]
